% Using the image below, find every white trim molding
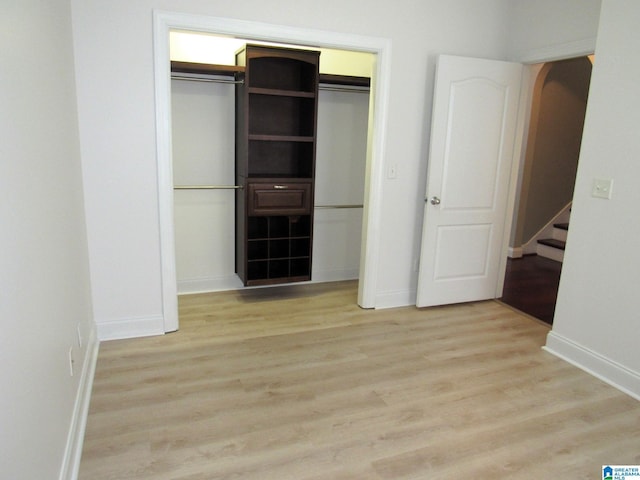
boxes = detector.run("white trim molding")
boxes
[58,325,99,480]
[177,274,244,295]
[153,11,392,328]
[311,269,360,284]
[97,314,165,341]
[544,331,640,401]
[508,246,523,258]
[375,288,416,309]
[511,37,597,64]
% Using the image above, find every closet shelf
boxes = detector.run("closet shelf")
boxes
[170,60,370,88]
[249,87,315,98]
[319,73,370,88]
[248,134,315,143]
[171,61,244,76]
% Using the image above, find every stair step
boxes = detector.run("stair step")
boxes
[537,238,566,250]
[552,223,568,242]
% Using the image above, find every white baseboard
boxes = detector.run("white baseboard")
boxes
[375,288,416,309]
[508,247,523,258]
[177,270,359,295]
[311,268,359,283]
[97,314,165,341]
[59,325,99,480]
[177,274,244,295]
[544,331,640,401]
[178,268,360,295]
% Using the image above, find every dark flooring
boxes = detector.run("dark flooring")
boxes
[499,254,563,325]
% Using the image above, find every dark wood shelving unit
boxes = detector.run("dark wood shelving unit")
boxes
[234,45,320,286]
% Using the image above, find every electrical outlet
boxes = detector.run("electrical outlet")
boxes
[68,347,75,377]
[77,324,83,349]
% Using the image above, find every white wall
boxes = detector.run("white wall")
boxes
[544,0,640,398]
[507,0,602,61]
[70,0,513,337]
[170,31,375,77]
[171,77,240,292]
[0,0,97,478]
[313,88,369,282]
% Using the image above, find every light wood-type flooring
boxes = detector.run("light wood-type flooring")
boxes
[79,280,640,479]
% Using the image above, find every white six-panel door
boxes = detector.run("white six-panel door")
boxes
[417,55,522,307]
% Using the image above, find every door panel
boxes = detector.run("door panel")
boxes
[434,224,492,280]
[444,79,506,209]
[417,55,522,307]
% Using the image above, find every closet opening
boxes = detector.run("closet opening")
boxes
[154,13,392,332]
[169,32,373,306]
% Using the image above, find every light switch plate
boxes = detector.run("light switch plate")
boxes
[592,178,613,199]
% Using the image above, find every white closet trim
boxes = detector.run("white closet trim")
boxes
[153,11,392,332]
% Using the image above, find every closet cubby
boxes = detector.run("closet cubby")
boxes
[248,95,316,137]
[247,56,317,92]
[235,45,320,286]
[244,215,313,283]
[247,140,314,178]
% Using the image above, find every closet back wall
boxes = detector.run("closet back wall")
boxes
[172,76,368,293]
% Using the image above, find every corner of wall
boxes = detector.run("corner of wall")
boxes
[58,324,99,480]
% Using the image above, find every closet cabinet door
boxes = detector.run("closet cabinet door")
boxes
[247,182,311,216]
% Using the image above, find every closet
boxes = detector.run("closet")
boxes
[171,41,370,293]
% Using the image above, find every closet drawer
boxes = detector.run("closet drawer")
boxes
[248,181,312,215]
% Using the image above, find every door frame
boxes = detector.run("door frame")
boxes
[153,11,392,332]
[501,39,596,297]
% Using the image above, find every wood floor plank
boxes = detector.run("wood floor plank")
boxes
[79,280,640,479]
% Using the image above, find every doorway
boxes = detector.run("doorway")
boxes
[502,56,593,324]
[153,12,392,332]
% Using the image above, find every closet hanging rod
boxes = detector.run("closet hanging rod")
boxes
[174,185,243,190]
[315,204,363,209]
[172,75,367,91]
[319,85,370,94]
[171,75,244,85]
